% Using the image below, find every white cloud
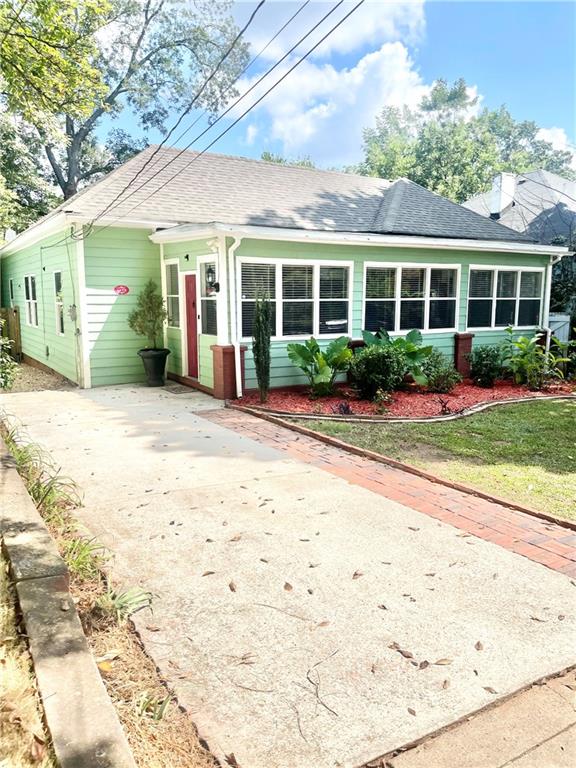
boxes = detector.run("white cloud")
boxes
[537,127,576,169]
[238,0,425,61]
[245,123,259,144]
[236,41,428,165]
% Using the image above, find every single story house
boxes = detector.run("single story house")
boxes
[0,147,567,397]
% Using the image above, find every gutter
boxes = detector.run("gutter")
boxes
[227,236,244,398]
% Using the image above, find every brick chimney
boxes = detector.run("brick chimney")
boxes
[489,173,516,219]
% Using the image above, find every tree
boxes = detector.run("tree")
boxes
[357,79,575,202]
[261,151,316,169]
[252,292,272,403]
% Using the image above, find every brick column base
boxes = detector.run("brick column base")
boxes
[454,332,474,377]
[210,345,246,400]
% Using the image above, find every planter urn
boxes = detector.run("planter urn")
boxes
[138,348,171,387]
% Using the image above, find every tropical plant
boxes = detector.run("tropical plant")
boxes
[252,292,272,403]
[501,328,569,390]
[468,345,503,388]
[421,349,462,393]
[128,280,167,349]
[0,321,17,389]
[136,692,172,721]
[96,586,153,624]
[286,336,352,397]
[361,328,433,385]
[62,537,108,580]
[349,345,406,399]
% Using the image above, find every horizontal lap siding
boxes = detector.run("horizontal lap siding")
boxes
[84,228,161,386]
[236,239,549,389]
[166,327,182,375]
[1,230,79,382]
[199,334,215,388]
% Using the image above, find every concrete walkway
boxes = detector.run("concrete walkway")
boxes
[1,386,575,768]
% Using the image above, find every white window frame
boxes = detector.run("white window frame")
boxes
[24,274,38,327]
[164,259,180,329]
[198,255,219,337]
[8,278,14,308]
[53,270,64,336]
[362,262,461,334]
[466,265,545,331]
[238,257,354,341]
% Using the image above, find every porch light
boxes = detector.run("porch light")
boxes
[206,263,220,292]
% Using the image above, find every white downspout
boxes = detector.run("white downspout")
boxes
[227,236,243,397]
[544,252,565,353]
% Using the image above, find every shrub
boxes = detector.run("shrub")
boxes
[421,349,462,393]
[362,328,433,385]
[501,328,569,390]
[349,345,406,399]
[286,336,352,397]
[0,319,17,389]
[127,280,167,349]
[468,345,503,388]
[252,292,272,403]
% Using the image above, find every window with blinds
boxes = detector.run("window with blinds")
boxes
[24,275,38,327]
[364,265,457,332]
[165,263,180,328]
[54,271,64,335]
[240,261,351,339]
[467,268,543,329]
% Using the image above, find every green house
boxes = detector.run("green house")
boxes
[0,147,567,396]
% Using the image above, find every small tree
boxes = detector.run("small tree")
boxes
[128,280,167,350]
[252,292,272,402]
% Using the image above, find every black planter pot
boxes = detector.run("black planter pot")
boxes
[138,348,171,387]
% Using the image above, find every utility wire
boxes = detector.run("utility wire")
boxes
[93,0,347,225]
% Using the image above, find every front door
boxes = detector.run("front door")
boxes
[185,274,198,378]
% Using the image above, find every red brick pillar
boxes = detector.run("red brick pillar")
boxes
[210,345,246,399]
[454,333,474,377]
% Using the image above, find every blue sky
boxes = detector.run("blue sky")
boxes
[103,1,576,168]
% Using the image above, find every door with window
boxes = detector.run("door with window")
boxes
[185,274,198,378]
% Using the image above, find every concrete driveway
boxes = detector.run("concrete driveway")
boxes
[2,386,575,768]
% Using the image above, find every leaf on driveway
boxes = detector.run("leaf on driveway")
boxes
[30,734,46,762]
[229,535,242,542]
[97,660,113,674]
[475,641,484,651]
[530,616,547,622]
[202,571,215,577]
[352,570,364,580]
[398,649,414,659]
[442,679,450,689]
[317,620,330,627]
[483,686,498,694]
[388,642,400,651]
[419,661,429,669]
[407,707,416,716]
[408,527,420,532]
[225,754,240,767]
[378,604,387,610]
[146,624,161,632]
[284,582,293,591]
[229,581,237,592]
[434,658,453,666]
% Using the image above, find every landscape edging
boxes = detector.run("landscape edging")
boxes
[227,403,576,532]
[0,441,137,768]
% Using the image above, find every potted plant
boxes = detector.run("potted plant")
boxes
[128,280,170,386]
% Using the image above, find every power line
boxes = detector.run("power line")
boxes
[93,0,366,233]
[518,173,576,207]
[93,0,346,225]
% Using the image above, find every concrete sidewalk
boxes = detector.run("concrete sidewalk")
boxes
[2,385,575,768]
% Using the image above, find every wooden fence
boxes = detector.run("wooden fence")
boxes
[0,306,22,361]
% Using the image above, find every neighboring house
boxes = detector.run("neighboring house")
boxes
[463,170,576,246]
[0,147,567,396]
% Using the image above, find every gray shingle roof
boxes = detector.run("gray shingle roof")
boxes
[463,170,576,244]
[53,145,532,242]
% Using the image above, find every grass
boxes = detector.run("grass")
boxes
[1,419,217,768]
[0,557,57,767]
[299,399,576,521]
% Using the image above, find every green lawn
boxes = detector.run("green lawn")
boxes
[298,400,576,521]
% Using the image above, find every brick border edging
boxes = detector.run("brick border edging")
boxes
[230,393,576,424]
[0,442,137,768]
[227,404,576,532]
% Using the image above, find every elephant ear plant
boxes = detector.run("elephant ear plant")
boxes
[362,328,433,386]
[287,336,352,397]
[128,280,170,387]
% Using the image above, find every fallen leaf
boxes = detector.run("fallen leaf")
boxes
[434,659,453,666]
[425,573,436,577]
[225,754,240,767]
[483,686,498,694]
[378,604,387,610]
[317,620,330,628]
[229,581,237,592]
[371,662,377,674]
[146,624,161,632]
[229,535,242,542]
[398,649,414,659]
[309,563,320,568]
[202,571,215,577]
[408,526,419,531]
[30,735,46,762]
[419,660,429,670]
[259,558,268,563]
[558,615,565,621]
[97,660,113,674]
[284,582,293,591]
[475,641,483,651]
[95,650,120,663]
[530,616,547,622]
[442,679,450,690]
[407,707,416,716]
[388,642,400,651]
[352,570,364,580]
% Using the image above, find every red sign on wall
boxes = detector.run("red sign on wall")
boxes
[113,285,130,295]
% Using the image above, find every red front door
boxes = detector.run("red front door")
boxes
[185,274,198,378]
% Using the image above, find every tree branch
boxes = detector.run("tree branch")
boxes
[44,145,66,192]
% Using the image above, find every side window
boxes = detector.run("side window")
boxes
[165,264,180,328]
[24,275,39,327]
[54,271,64,335]
[9,278,14,307]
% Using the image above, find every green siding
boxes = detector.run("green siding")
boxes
[166,327,182,375]
[235,239,549,390]
[1,229,80,382]
[199,334,215,388]
[163,239,213,271]
[84,227,161,387]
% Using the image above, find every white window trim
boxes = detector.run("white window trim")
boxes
[362,262,461,334]
[466,265,545,331]
[24,274,39,327]
[198,255,218,337]
[238,257,354,342]
[53,270,64,336]
[8,278,14,308]
[164,259,180,329]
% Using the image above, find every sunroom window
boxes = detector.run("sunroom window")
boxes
[282,265,313,336]
[241,263,276,337]
[467,268,543,329]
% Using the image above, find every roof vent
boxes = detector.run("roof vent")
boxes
[489,173,516,219]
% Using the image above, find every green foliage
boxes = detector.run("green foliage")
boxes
[468,345,503,388]
[357,79,575,202]
[260,151,316,168]
[361,328,433,385]
[0,320,17,389]
[286,336,352,397]
[97,586,153,624]
[128,281,167,350]
[136,692,172,721]
[252,292,272,403]
[421,349,462,393]
[349,345,406,400]
[500,328,570,390]
[62,537,108,580]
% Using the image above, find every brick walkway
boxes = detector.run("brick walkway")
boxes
[203,408,576,579]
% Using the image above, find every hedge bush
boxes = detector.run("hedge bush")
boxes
[468,345,503,388]
[421,349,462,393]
[349,345,406,399]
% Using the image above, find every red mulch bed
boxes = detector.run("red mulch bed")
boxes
[233,380,575,418]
